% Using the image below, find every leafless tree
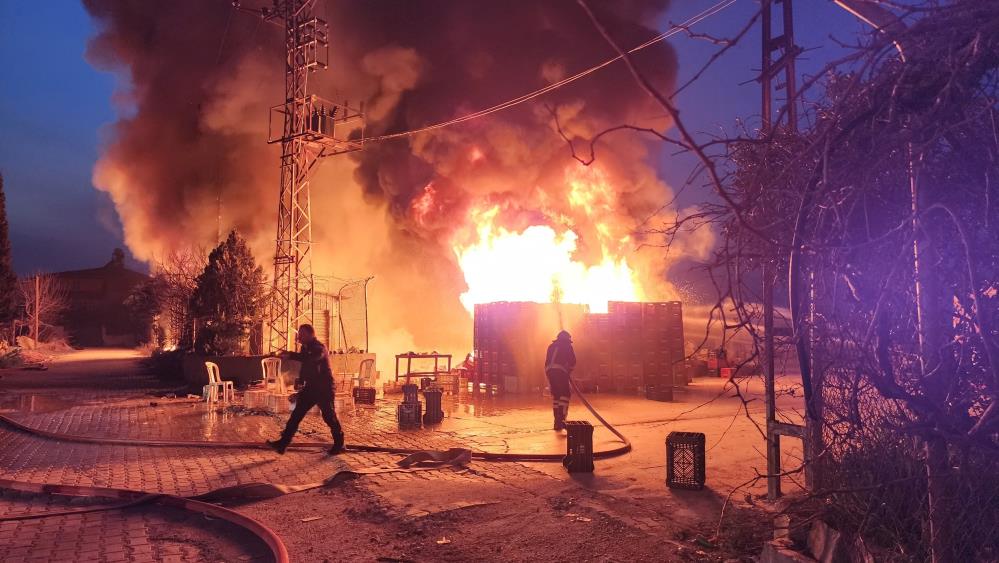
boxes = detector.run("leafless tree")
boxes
[19,274,68,343]
[150,246,208,348]
[569,0,999,559]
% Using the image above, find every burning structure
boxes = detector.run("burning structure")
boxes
[473,300,684,396]
[83,0,708,358]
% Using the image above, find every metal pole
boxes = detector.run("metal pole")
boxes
[363,278,370,353]
[761,0,800,500]
[33,274,39,343]
[763,266,780,499]
[760,0,779,501]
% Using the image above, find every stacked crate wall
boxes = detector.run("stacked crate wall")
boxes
[474,301,684,396]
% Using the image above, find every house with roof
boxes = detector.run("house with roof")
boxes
[53,249,149,347]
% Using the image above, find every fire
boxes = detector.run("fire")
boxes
[451,164,643,314]
[412,183,437,224]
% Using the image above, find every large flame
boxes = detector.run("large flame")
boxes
[452,164,643,314]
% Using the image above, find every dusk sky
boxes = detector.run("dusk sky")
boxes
[0,1,865,276]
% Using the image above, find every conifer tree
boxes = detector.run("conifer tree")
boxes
[0,174,18,323]
[190,230,265,354]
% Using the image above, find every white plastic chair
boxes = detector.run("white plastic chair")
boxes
[261,357,286,394]
[358,358,375,388]
[261,357,291,413]
[203,361,234,403]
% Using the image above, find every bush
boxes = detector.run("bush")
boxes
[0,344,22,368]
[146,348,187,383]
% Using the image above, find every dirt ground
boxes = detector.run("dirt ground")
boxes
[237,478,768,563]
[1,348,795,562]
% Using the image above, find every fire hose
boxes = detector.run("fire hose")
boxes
[0,478,291,562]
[0,382,629,563]
[0,448,476,563]
[0,380,630,461]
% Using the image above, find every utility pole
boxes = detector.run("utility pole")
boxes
[33,274,39,343]
[759,0,804,501]
[237,1,364,352]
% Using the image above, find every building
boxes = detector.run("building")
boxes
[54,249,149,347]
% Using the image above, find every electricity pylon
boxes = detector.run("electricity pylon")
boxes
[239,0,364,351]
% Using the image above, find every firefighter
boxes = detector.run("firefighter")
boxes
[266,324,345,455]
[545,330,576,431]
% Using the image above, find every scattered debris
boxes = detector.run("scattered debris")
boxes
[300,516,323,523]
[694,537,717,549]
[436,537,452,545]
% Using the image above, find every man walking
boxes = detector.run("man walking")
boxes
[266,324,345,455]
[545,330,576,431]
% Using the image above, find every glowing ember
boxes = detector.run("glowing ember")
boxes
[412,183,437,224]
[452,165,643,314]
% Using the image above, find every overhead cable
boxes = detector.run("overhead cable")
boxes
[364,0,740,143]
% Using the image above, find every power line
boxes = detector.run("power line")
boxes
[364,0,739,143]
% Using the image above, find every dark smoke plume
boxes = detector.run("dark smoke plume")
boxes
[84,0,686,354]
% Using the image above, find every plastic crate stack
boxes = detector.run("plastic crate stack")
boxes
[611,301,644,393]
[575,301,685,399]
[472,300,684,397]
[562,421,595,473]
[397,383,422,428]
[435,372,459,394]
[643,302,685,401]
[666,431,706,490]
[352,387,376,405]
[422,386,444,425]
[473,303,510,393]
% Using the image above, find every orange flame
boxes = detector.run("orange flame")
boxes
[452,165,642,314]
[411,183,437,225]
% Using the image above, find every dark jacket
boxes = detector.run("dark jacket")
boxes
[545,340,576,375]
[289,340,334,392]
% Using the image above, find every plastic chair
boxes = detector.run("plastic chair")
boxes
[203,361,234,403]
[261,357,286,394]
[358,358,375,388]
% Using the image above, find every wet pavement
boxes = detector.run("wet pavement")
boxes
[0,348,804,562]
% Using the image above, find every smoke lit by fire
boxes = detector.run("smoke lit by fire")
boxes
[83,0,699,356]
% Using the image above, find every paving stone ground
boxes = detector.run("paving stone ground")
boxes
[0,349,786,562]
[0,351,561,562]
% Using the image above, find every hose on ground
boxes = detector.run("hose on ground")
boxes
[0,386,630,461]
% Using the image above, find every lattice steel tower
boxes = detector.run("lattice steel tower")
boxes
[249,0,364,351]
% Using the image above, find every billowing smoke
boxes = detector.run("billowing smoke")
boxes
[84,0,693,356]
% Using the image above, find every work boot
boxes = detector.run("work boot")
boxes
[266,439,288,455]
[327,431,345,455]
[553,408,565,431]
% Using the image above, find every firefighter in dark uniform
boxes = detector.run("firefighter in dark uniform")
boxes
[266,324,345,455]
[545,330,576,431]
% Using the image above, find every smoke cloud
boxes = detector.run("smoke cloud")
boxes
[84,0,690,356]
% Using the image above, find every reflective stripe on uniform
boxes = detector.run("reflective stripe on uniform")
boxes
[546,347,570,373]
